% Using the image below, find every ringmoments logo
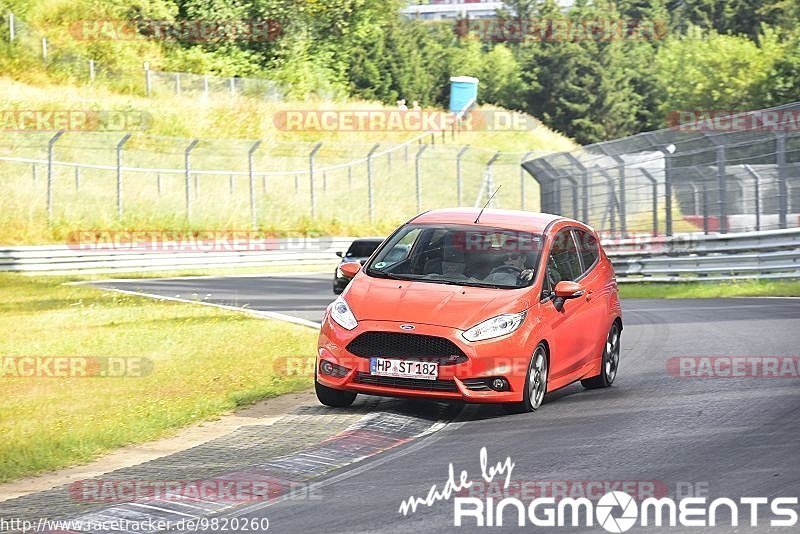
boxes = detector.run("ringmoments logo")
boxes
[397,449,798,531]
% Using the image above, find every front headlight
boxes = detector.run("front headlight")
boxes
[462,311,527,342]
[330,297,358,330]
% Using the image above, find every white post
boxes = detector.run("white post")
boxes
[41,37,47,61]
[8,12,15,42]
[88,60,95,83]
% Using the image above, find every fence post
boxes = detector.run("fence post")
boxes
[744,164,761,231]
[309,142,322,219]
[88,60,95,84]
[203,75,209,98]
[416,145,429,212]
[8,12,14,42]
[184,139,199,219]
[46,130,65,224]
[41,37,47,62]
[520,151,535,210]
[115,133,131,219]
[294,175,299,194]
[640,169,659,236]
[367,144,380,222]
[143,62,151,96]
[32,163,37,183]
[249,141,261,230]
[702,187,709,235]
[157,173,162,195]
[456,145,470,207]
[229,78,236,96]
[348,165,353,189]
[175,73,181,96]
[611,156,627,237]
[229,175,235,195]
[716,145,727,234]
[74,167,80,191]
[776,133,788,229]
[477,152,502,208]
[659,146,674,236]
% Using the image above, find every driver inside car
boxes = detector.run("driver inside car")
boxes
[483,251,530,286]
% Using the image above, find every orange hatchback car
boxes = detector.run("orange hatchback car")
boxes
[316,208,622,413]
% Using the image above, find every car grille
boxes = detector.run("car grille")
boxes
[354,372,458,392]
[346,332,467,364]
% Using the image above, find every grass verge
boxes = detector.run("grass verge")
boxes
[0,274,317,483]
[620,279,800,299]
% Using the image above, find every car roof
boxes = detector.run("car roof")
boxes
[350,237,384,243]
[409,208,569,233]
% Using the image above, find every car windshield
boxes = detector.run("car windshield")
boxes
[365,224,543,289]
[346,240,382,258]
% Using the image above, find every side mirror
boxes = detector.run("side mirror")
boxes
[553,281,585,312]
[339,261,361,279]
[335,251,343,258]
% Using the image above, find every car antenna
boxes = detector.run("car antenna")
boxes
[474,185,502,224]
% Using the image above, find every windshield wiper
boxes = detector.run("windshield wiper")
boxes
[367,270,415,281]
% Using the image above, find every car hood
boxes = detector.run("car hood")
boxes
[344,275,532,330]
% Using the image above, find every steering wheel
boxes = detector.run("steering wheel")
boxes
[489,265,523,277]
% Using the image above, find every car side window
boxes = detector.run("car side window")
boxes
[549,229,582,282]
[574,230,599,275]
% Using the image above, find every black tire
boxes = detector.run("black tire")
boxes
[503,343,549,414]
[333,284,343,295]
[582,321,621,389]
[315,376,356,407]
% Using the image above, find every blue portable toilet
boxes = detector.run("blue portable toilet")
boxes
[449,76,479,114]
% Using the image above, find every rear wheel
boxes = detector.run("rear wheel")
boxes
[504,343,548,414]
[581,322,620,389]
[315,373,356,407]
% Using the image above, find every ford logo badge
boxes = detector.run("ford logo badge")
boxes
[400,324,415,331]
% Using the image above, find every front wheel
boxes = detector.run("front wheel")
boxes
[504,344,549,414]
[581,322,620,389]
[315,376,356,407]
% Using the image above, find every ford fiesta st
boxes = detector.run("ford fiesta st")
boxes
[315,208,622,413]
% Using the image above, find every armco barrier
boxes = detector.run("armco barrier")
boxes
[602,228,800,282]
[1,230,798,281]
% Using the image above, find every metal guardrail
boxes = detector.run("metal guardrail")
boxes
[603,228,800,283]
[2,230,798,281]
[0,238,353,275]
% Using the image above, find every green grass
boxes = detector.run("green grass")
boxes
[0,273,318,482]
[620,279,800,299]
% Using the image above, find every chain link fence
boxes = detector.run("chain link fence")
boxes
[523,102,800,237]
[0,128,546,240]
[2,8,285,101]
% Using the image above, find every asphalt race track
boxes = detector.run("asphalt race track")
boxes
[80,275,800,533]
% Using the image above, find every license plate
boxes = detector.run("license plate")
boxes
[370,358,438,380]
